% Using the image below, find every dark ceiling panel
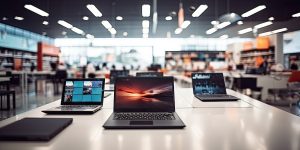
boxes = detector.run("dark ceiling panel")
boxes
[0,0,300,38]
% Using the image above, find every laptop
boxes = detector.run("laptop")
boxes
[103,77,185,129]
[136,72,163,77]
[0,118,72,141]
[109,70,129,84]
[192,73,239,101]
[42,78,105,114]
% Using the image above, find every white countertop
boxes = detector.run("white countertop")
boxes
[0,88,299,150]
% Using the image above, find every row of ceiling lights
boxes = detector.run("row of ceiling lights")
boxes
[5,3,300,39]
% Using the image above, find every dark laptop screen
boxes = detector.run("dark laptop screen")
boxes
[136,72,163,77]
[192,73,226,95]
[110,70,129,84]
[114,77,175,112]
[61,79,105,105]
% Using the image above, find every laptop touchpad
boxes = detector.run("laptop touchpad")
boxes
[129,121,153,125]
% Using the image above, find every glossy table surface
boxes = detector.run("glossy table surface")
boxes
[0,88,300,150]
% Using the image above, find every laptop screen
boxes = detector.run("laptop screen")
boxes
[61,78,105,105]
[110,70,129,84]
[192,73,226,95]
[114,77,175,112]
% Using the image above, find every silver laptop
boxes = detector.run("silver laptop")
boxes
[192,73,239,101]
[103,77,185,129]
[42,78,105,114]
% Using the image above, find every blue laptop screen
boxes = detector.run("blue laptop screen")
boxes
[192,73,226,95]
[63,80,104,103]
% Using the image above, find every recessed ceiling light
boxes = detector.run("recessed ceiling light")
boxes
[211,20,219,25]
[86,34,94,39]
[123,32,128,36]
[116,16,123,21]
[58,20,73,29]
[268,17,274,21]
[24,4,49,17]
[86,4,102,17]
[2,17,8,21]
[206,28,217,34]
[174,28,183,34]
[142,20,150,28]
[142,4,151,17]
[237,21,243,25]
[82,16,89,21]
[220,35,229,39]
[238,28,252,34]
[292,12,300,18]
[241,5,266,18]
[217,22,231,29]
[254,21,272,29]
[109,28,117,34]
[192,5,208,17]
[43,21,49,25]
[14,16,24,21]
[182,20,191,29]
[165,16,172,21]
[101,20,112,29]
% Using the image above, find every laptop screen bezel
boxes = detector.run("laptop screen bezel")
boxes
[109,70,130,84]
[136,72,163,77]
[61,78,105,105]
[113,77,175,112]
[191,73,227,95]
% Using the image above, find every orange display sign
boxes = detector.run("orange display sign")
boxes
[243,42,253,50]
[256,37,270,49]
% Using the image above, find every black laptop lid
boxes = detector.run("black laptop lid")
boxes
[192,73,226,95]
[110,70,129,84]
[114,77,175,112]
[61,78,105,105]
[136,72,163,77]
[0,118,72,141]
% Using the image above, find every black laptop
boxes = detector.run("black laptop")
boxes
[192,73,239,101]
[136,72,163,77]
[42,78,105,114]
[103,77,185,129]
[109,70,129,84]
[0,118,72,141]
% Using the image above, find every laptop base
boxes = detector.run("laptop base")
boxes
[195,95,239,102]
[43,106,102,114]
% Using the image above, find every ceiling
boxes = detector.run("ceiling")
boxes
[0,0,300,39]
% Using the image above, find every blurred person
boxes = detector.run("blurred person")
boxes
[87,61,96,78]
[102,62,109,71]
[57,62,67,70]
[290,59,299,71]
[258,57,269,74]
[111,64,116,70]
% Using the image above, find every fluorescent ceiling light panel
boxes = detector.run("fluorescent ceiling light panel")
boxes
[217,22,231,29]
[206,28,217,34]
[123,32,128,36]
[116,16,123,21]
[238,28,252,34]
[42,21,48,25]
[292,12,300,17]
[109,28,117,34]
[71,27,84,35]
[101,20,112,29]
[259,31,272,37]
[143,28,149,34]
[192,5,208,17]
[86,4,102,17]
[241,5,266,18]
[220,35,229,39]
[14,16,24,20]
[237,21,243,25]
[142,20,150,28]
[86,34,94,39]
[165,16,172,21]
[211,20,219,25]
[268,17,274,21]
[143,33,148,38]
[272,28,288,34]
[142,4,151,17]
[175,28,183,34]
[254,21,272,29]
[57,20,73,29]
[24,4,49,17]
[182,20,191,29]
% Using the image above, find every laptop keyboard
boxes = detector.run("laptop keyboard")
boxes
[113,112,175,120]
[57,105,98,110]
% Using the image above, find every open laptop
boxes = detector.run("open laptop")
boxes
[103,77,185,129]
[192,73,239,101]
[42,78,105,114]
[136,72,163,77]
[109,70,129,84]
